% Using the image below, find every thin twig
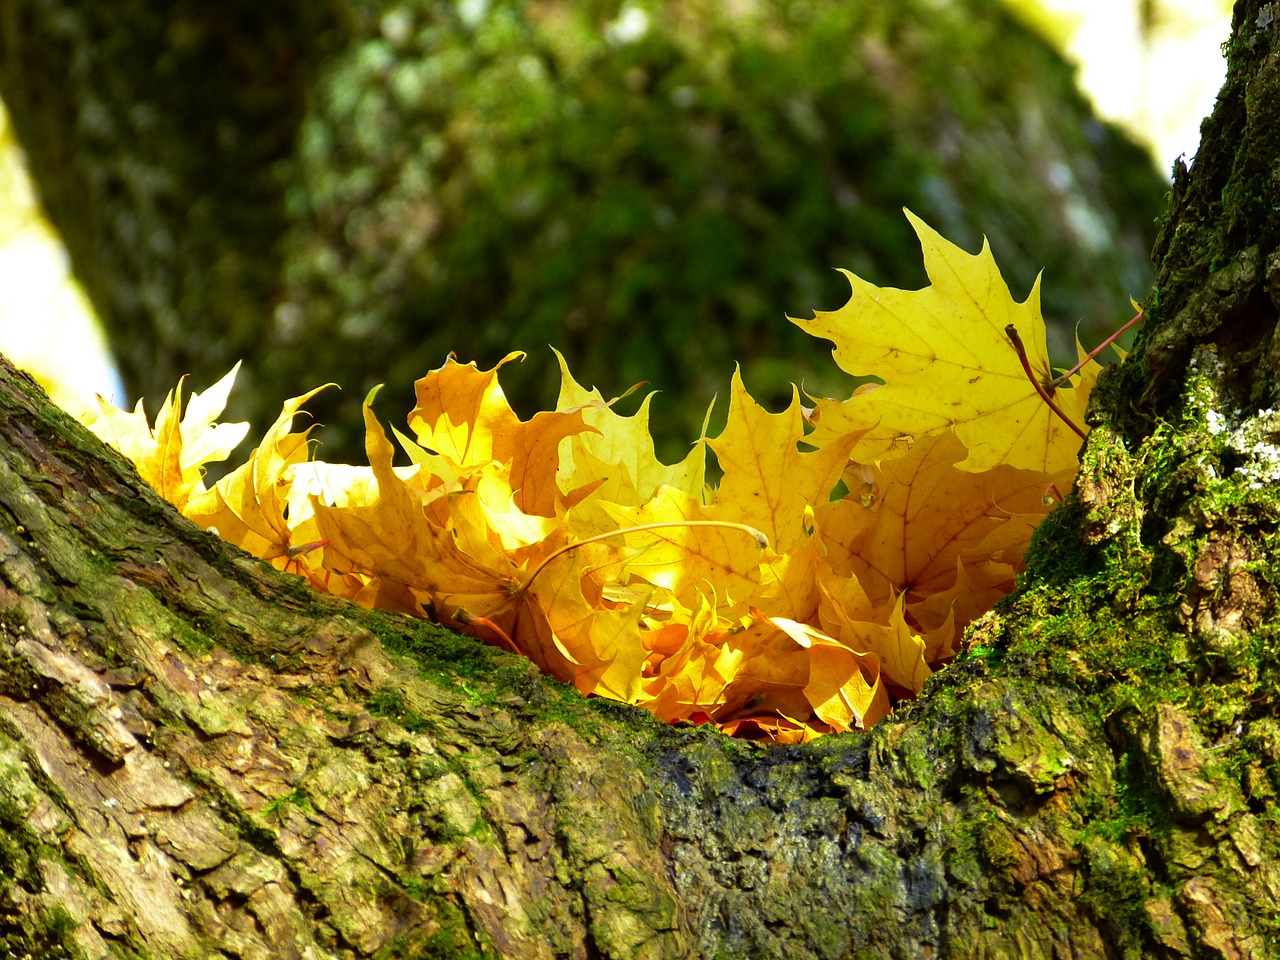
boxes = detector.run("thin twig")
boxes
[1005,325,1088,441]
[518,520,770,594]
[1050,310,1143,388]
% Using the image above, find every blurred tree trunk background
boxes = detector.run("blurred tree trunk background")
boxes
[0,0,1166,457]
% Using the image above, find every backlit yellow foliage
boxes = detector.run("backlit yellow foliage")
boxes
[84,213,1107,742]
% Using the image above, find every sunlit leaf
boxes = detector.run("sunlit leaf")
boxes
[84,212,1102,739]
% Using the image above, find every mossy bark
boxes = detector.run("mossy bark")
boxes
[3,4,1280,960]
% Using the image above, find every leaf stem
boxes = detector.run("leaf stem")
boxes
[286,538,329,558]
[1004,325,1088,441]
[1049,309,1143,389]
[519,521,770,594]
[452,608,520,653]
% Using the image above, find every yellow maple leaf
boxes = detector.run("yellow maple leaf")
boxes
[816,431,1048,612]
[747,538,822,623]
[521,546,650,700]
[637,594,736,724]
[755,612,891,731]
[792,209,1090,475]
[83,363,249,511]
[693,372,863,626]
[83,208,1116,740]
[309,387,609,688]
[709,611,889,735]
[599,485,765,610]
[185,383,329,562]
[709,369,857,555]
[406,352,526,467]
[177,362,252,477]
[312,389,519,614]
[554,349,708,505]
[817,588,932,696]
[407,353,598,518]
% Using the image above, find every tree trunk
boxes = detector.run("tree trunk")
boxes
[3,6,1280,960]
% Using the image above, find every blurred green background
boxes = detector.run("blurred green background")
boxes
[0,0,1231,461]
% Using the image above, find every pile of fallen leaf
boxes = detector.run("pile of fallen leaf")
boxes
[83,214,1103,741]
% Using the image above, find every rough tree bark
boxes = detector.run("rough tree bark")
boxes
[3,5,1280,960]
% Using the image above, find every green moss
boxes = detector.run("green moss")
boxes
[0,758,90,955]
[372,897,496,960]
[0,646,39,702]
[362,610,647,745]
[984,355,1269,717]
[893,723,946,790]
[1090,772,1159,848]
[0,904,86,960]
[264,786,313,821]
[366,612,513,697]
[0,798,39,899]
[1075,837,1153,958]
[872,288,1280,949]
[236,814,283,858]
[0,606,28,635]
[368,687,434,734]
